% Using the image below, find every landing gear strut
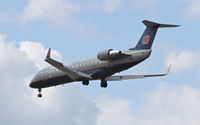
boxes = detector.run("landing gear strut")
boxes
[100,79,108,88]
[38,88,42,98]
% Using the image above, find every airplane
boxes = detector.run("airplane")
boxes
[29,20,179,98]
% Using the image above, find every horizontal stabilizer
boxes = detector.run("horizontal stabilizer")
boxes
[142,20,180,28]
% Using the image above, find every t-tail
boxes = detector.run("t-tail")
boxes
[131,20,180,50]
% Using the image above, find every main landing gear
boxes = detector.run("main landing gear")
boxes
[100,79,108,88]
[82,79,108,88]
[82,80,89,86]
[38,88,42,98]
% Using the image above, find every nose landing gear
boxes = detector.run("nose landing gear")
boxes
[38,88,42,98]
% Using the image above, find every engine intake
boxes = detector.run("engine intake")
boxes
[97,49,122,61]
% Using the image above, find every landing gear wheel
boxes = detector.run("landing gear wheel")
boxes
[82,80,89,86]
[38,88,42,98]
[38,93,42,98]
[100,79,108,88]
[101,83,108,88]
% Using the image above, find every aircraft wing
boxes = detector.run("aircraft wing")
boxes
[105,66,171,81]
[45,48,92,80]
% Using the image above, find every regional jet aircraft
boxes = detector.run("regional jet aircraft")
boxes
[29,20,179,97]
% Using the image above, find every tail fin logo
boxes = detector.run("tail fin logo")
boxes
[142,35,150,45]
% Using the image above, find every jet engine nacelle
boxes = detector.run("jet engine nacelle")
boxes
[97,49,122,61]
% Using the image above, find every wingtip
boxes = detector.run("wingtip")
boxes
[46,48,51,59]
[169,25,180,27]
[167,65,171,75]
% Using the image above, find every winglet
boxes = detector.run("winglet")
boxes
[166,65,171,75]
[46,48,51,59]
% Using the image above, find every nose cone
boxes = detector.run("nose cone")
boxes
[29,75,40,88]
[29,80,38,88]
[29,70,42,88]
[29,81,35,88]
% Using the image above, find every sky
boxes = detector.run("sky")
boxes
[0,0,200,125]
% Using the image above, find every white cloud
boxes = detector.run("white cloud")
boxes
[0,0,157,25]
[0,34,99,125]
[19,41,62,70]
[96,96,134,125]
[181,0,200,17]
[1,34,200,125]
[0,35,35,81]
[0,0,80,26]
[165,51,200,73]
[96,84,200,125]
[102,0,123,13]
[20,0,80,25]
[136,84,200,125]
[130,0,156,11]
[89,0,156,13]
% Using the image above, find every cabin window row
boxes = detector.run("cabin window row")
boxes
[71,60,102,69]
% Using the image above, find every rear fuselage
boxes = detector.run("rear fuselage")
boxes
[29,49,151,89]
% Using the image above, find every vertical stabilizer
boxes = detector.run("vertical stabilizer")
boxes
[132,20,179,50]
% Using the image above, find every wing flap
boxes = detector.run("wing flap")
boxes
[45,48,92,80]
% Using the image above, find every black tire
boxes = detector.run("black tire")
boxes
[82,80,89,85]
[100,83,108,88]
[38,94,42,98]
[100,79,108,88]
